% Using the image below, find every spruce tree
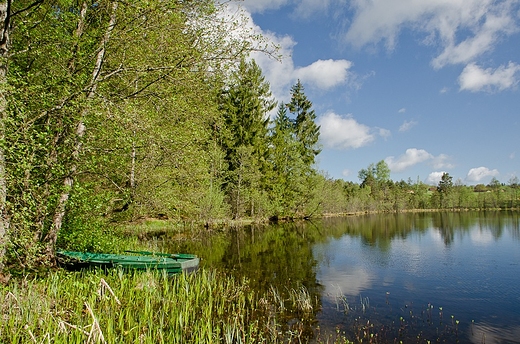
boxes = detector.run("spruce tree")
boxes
[218,59,276,218]
[286,80,321,166]
[267,103,305,215]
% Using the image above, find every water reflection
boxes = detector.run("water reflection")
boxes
[159,211,520,343]
[470,322,520,344]
[314,212,520,343]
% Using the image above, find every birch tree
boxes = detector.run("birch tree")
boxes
[44,1,118,258]
[0,0,11,271]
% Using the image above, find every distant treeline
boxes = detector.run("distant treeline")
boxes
[317,167,520,215]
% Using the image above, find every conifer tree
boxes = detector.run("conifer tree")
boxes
[218,59,276,218]
[286,80,321,166]
[219,59,275,168]
[267,104,305,215]
[270,80,321,216]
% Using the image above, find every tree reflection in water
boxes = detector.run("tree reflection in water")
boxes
[160,211,520,343]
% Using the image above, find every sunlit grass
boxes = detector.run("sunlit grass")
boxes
[2,269,338,343]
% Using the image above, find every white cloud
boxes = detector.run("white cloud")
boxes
[386,148,433,172]
[431,6,517,68]
[295,59,353,90]
[293,0,331,18]
[239,0,332,17]
[458,62,520,92]
[344,0,520,68]
[385,148,453,173]
[431,154,454,169]
[466,166,499,182]
[426,171,447,185]
[399,120,417,132]
[238,0,289,13]
[342,169,351,177]
[318,112,377,149]
[378,128,391,139]
[398,108,406,113]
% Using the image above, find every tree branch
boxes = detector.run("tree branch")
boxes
[11,0,43,17]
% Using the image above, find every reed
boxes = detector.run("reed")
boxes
[333,287,350,314]
[0,269,321,343]
[360,295,370,313]
[289,285,313,314]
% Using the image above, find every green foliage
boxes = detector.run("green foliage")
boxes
[358,160,392,207]
[219,59,275,158]
[218,59,275,219]
[267,104,307,216]
[1,0,273,270]
[507,176,519,208]
[313,175,348,214]
[261,81,322,217]
[287,80,321,166]
[2,0,106,267]
[359,160,390,187]
[437,173,454,208]
[437,172,453,193]
[474,184,487,192]
[57,183,121,253]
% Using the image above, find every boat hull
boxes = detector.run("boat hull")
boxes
[57,250,200,275]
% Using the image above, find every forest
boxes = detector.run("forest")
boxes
[0,0,519,272]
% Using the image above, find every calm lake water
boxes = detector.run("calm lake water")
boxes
[167,211,520,343]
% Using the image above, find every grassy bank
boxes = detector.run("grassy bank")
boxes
[1,268,345,344]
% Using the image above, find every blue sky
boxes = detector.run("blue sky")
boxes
[225,0,520,185]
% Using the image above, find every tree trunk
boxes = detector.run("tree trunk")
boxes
[130,132,136,190]
[0,0,11,272]
[44,1,118,259]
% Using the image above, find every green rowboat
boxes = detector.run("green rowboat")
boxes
[57,250,200,275]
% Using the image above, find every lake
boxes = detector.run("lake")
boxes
[167,211,520,343]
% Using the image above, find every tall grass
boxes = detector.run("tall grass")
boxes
[1,269,335,343]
